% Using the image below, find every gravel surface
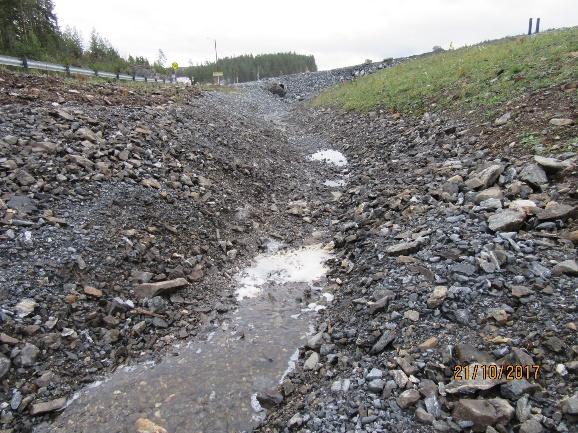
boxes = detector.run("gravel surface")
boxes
[1,59,577,433]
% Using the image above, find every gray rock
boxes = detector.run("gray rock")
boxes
[534,155,571,173]
[519,164,548,188]
[452,398,514,430]
[0,354,11,379]
[487,209,526,232]
[552,259,578,276]
[303,352,319,370]
[20,343,40,367]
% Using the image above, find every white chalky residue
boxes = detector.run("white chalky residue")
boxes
[235,245,331,300]
[308,149,348,167]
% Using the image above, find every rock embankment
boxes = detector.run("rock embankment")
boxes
[258,86,577,433]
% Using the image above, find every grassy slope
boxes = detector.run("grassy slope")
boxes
[313,28,578,115]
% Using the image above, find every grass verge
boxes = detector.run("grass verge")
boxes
[312,28,578,114]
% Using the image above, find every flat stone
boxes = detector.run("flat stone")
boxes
[452,398,514,431]
[536,201,576,221]
[29,397,67,416]
[84,286,103,297]
[549,118,574,126]
[466,164,504,190]
[455,344,494,363]
[511,285,533,298]
[29,141,58,153]
[397,389,421,409]
[474,187,503,204]
[487,209,526,232]
[141,178,161,189]
[509,199,537,215]
[500,379,541,399]
[534,155,571,173]
[135,278,189,298]
[552,259,578,276]
[386,240,421,256]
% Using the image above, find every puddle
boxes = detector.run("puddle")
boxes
[323,179,346,187]
[40,244,332,433]
[308,149,347,166]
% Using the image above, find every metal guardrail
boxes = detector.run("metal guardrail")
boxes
[0,54,176,84]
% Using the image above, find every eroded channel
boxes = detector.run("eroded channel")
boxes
[38,243,333,433]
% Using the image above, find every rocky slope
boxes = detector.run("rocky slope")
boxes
[0,69,344,431]
[257,85,578,432]
[0,57,576,433]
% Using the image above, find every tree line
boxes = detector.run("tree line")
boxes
[0,0,317,81]
[182,53,317,83]
[0,0,166,76]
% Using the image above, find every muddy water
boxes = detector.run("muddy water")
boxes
[40,245,332,433]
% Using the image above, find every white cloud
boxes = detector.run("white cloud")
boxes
[54,0,578,70]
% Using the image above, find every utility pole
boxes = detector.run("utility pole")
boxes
[214,39,218,64]
[535,18,541,33]
[528,18,533,35]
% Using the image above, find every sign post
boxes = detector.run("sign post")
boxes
[171,62,178,83]
[212,71,223,86]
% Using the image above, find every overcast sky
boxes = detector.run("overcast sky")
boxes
[54,0,578,70]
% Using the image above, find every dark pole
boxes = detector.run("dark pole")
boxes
[535,18,540,33]
[214,39,218,64]
[528,18,533,35]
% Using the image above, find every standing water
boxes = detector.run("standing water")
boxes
[39,244,332,433]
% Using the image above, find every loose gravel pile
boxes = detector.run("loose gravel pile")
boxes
[257,86,578,433]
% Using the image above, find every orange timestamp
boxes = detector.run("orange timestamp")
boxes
[453,364,540,381]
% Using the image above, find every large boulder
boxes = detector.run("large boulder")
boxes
[268,82,287,97]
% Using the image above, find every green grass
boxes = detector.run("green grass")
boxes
[313,28,578,114]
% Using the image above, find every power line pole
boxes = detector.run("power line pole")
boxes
[214,39,218,64]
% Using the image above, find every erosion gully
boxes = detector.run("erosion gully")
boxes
[37,87,348,433]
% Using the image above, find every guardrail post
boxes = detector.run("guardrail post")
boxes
[116,72,119,80]
[528,18,533,35]
[94,70,99,78]
[144,76,147,83]
[535,18,540,33]
[132,74,136,81]
[65,65,70,77]
[22,58,28,70]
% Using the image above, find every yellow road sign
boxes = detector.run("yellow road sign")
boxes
[171,62,179,71]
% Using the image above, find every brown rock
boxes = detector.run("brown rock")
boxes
[452,398,513,431]
[141,178,161,189]
[427,286,447,308]
[29,397,67,416]
[552,260,578,276]
[84,286,103,298]
[397,389,420,409]
[135,278,189,298]
[536,202,576,222]
[135,418,168,433]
